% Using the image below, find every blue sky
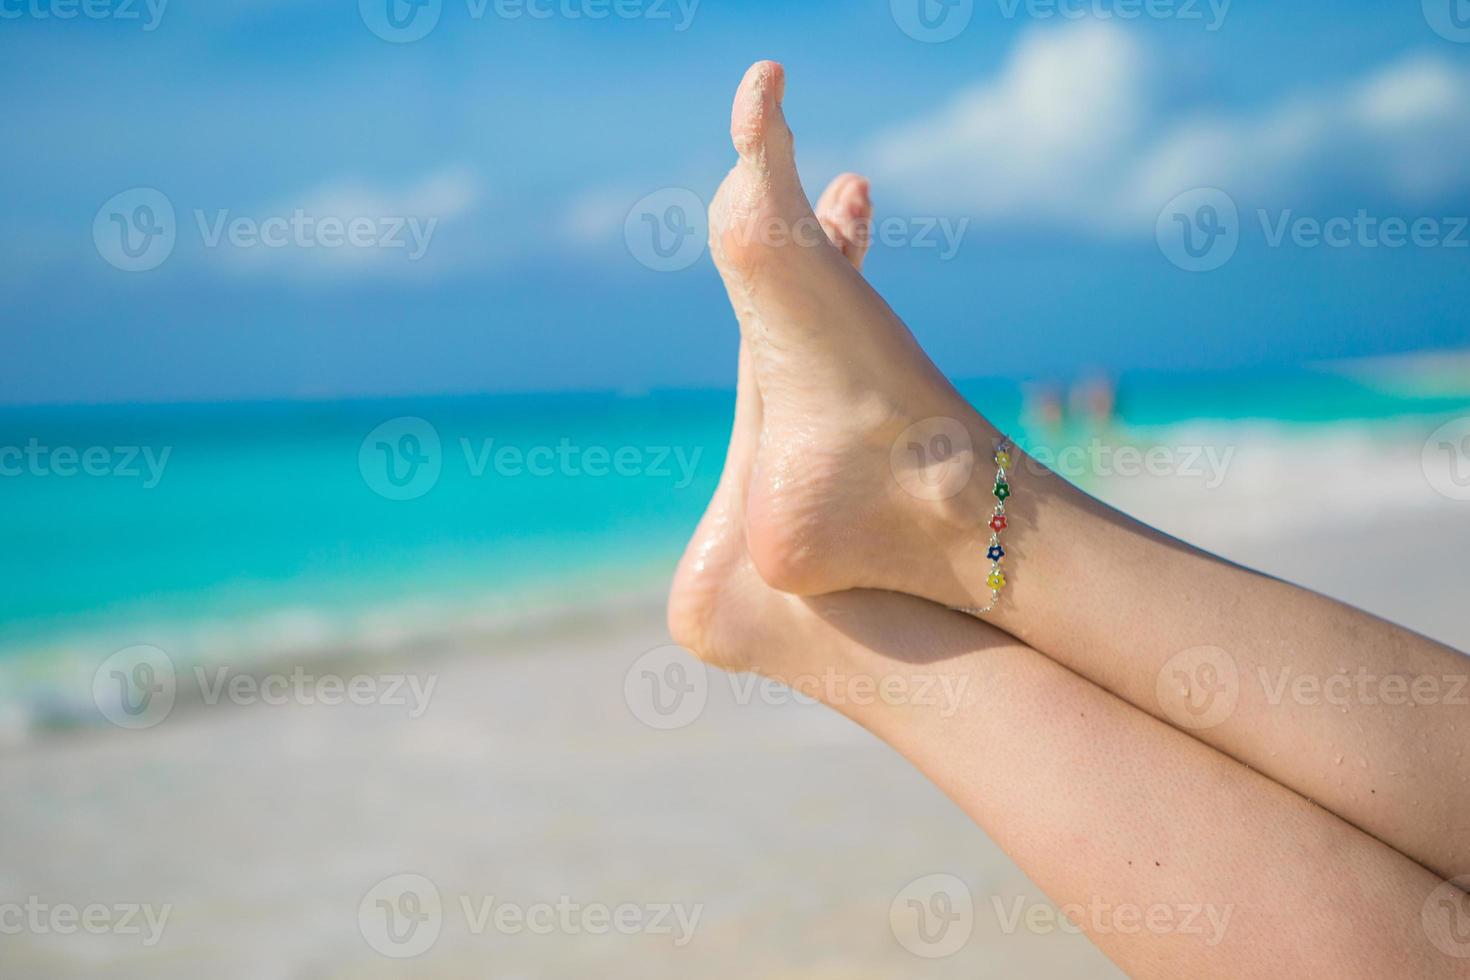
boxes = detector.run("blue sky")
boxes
[2,0,1468,404]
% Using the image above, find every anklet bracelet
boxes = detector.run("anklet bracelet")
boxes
[954,439,1011,617]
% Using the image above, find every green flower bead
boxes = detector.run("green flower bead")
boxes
[994,480,1011,501]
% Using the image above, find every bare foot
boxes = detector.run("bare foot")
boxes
[669,172,875,674]
[706,61,1003,609]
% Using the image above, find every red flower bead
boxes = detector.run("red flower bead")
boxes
[989,514,1008,532]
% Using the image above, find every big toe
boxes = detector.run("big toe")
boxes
[730,61,794,178]
[710,61,828,278]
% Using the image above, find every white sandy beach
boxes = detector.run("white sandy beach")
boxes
[2,424,1467,978]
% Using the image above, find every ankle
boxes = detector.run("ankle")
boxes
[923,411,1010,533]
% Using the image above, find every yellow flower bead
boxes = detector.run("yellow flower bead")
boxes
[987,571,1007,591]
[995,451,1012,469]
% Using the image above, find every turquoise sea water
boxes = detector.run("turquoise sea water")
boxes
[2,363,1468,662]
[0,391,732,656]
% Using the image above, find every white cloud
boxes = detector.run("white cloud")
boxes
[865,22,1470,236]
[867,22,1150,233]
[1342,56,1470,200]
[216,165,486,281]
[558,187,641,246]
[298,166,483,223]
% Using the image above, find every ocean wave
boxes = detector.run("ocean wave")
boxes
[0,577,669,747]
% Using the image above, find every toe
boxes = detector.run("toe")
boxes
[730,60,792,170]
[813,173,857,221]
[816,173,873,270]
[710,61,825,279]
